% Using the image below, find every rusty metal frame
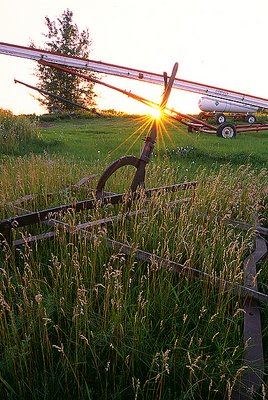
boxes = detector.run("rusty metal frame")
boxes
[0,187,267,399]
[0,187,267,303]
[1,184,267,399]
[96,62,179,196]
[1,62,267,398]
[0,181,197,244]
[231,230,267,399]
[2,174,98,209]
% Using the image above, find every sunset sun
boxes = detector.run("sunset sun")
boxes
[148,107,162,119]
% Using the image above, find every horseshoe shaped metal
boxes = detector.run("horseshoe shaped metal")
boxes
[96,62,178,198]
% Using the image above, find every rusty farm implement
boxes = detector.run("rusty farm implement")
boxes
[2,41,268,137]
[0,42,268,398]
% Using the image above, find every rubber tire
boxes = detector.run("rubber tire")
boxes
[215,114,226,124]
[216,123,237,138]
[246,114,257,124]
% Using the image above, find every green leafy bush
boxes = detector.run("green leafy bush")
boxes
[0,108,40,151]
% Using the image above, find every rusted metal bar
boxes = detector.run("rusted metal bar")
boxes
[96,63,179,195]
[14,79,101,114]
[13,231,56,246]
[223,218,268,236]
[12,197,192,248]
[0,222,12,246]
[231,231,267,399]
[1,175,97,213]
[39,60,161,112]
[11,213,268,304]
[190,211,268,236]
[236,124,268,133]
[6,188,268,400]
[96,156,140,198]
[37,58,268,137]
[39,60,219,132]
[2,174,97,209]
[0,181,197,245]
[242,234,266,395]
[7,195,267,306]
[32,219,267,304]
[11,232,268,304]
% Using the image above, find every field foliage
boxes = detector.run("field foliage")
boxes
[0,109,40,154]
[0,111,267,399]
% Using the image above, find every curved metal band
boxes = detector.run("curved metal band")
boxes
[96,156,140,199]
[96,63,179,197]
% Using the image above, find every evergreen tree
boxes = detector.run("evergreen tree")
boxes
[33,9,96,113]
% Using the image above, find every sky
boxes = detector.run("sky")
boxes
[0,0,268,115]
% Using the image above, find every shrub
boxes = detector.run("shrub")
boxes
[0,108,40,151]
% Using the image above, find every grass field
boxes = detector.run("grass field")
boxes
[2,113,268,170]
[0,111,268,399]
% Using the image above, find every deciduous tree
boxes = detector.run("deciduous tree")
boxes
[33,9,96,113]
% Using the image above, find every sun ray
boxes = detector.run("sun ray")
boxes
[103,106,187,165]
[159,124,167,152]
[158,116,175,147]
[125,118,155,154]
[105,116,155,159]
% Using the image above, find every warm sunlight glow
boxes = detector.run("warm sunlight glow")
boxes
[148,107,162,119]
[0,0,267,116]
[105,111,178,162]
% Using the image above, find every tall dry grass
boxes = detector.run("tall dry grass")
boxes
[0,156,267,399]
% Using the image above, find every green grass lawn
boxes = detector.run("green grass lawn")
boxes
[2,114,267,171]
[38,116,268,169]
[0,113,268,399]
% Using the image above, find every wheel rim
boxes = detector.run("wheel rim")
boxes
[248,116,255,124]
[218,116,225,124]
[222,126,234,138]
